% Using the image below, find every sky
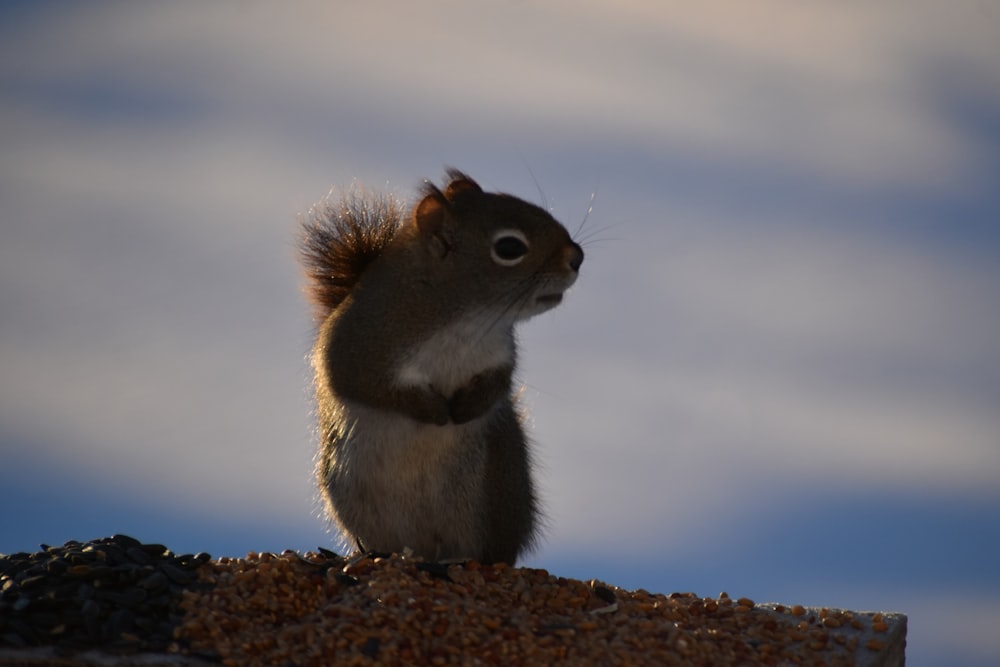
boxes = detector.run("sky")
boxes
[1,1,999,664]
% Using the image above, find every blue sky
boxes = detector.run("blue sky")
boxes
[2,2,998,665]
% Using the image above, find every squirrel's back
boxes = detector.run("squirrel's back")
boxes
[300,189,403,323]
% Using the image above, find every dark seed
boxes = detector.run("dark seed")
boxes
[54,639,90,656]
[361,636,380,658]
[105,608,134,638]
[158,562,195,585]
[415,561,452,581]
[536,622,578,634]
[81,599,101,617]
[133,615,159,632]
[28,612,60,629]
[81,545,104,558]
[335,574,360,587]
[156,619,177,637]
[64,550,87,565]
[137,571,167,591]
[46,559,69,575]
[112,562,144,580]
[593,585,617,604]
[3,552,30,568]
[139,543,169,558]
[0,535,207,655]
[317,546,340,559]
[7,618,41,644]
[100,544,128,566]
[110,534,142,548]
[97,587,148,608]
[290,551,322,567]
[110,637,142,653]
[126,547,154,566]
[50,581,81,600]
[25,596,64,612]
[1,631,29,648]
[66,564,91,577]
[84,605,102,639]
[76,583,96,601]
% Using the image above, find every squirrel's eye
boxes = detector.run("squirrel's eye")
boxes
[491,230,529,266]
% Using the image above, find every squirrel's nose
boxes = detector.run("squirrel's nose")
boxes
[566,242,584,273]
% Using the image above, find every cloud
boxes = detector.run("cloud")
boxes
[4,1,998,192]
[517,208,1000,552]
[3,1,998,527]
[3,5,998,663]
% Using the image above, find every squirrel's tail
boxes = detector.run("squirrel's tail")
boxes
[299,188,403,323]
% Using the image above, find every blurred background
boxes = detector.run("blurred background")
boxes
[1,2,998,664]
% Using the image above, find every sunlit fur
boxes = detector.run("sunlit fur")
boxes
[302,170,582,564]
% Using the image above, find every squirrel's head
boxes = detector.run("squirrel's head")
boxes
[409,170,584,322]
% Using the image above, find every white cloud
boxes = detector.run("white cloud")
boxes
[651,225,1000,366]
[2,0,998,551]
[3,7,995,664]
[4,1,998,190]
[517,212,1000,550]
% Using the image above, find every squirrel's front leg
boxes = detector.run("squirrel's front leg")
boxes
[449,366,513,425]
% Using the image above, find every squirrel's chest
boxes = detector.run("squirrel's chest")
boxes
[396,315,514,394]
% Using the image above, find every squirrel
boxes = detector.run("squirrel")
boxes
[299,169,583,565]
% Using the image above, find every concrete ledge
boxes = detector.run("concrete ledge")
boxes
[755,604,906,667]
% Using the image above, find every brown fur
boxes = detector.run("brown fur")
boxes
[299,189,403,324]
[300,170,583,564]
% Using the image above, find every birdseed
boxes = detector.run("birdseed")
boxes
[173,551,904,666]
[0,535,208,657]
[1,540,906,666]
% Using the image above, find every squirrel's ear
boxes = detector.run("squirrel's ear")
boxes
[443,170,482,201]
[414,187,454,258]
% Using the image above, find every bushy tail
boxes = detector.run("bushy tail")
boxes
[299,189,403,323]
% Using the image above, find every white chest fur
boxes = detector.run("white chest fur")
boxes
[395,312,515,394]
[330,398,490,559]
